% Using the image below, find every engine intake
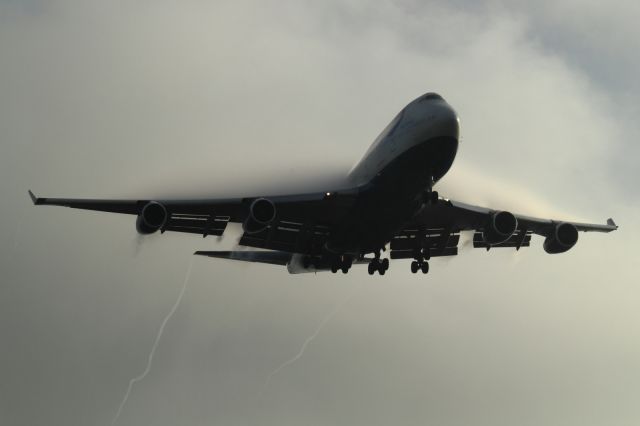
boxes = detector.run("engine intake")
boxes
[243,198,276,234]
[543,222,578,254]
[136,201,168,234]
[482,211,518,245]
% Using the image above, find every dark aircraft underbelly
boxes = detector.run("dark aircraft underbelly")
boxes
[328,136,458,254]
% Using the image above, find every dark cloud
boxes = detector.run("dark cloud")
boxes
[0,1,638,425]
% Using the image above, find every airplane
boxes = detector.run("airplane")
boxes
[29,92,618,275]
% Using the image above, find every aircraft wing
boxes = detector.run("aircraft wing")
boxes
[28,188,357,247]
[420,199,618,234]
[390,198,618,260]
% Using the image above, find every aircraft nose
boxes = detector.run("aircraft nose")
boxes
[430,102,460,140]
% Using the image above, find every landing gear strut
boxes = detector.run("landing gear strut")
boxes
[423,175,439,204]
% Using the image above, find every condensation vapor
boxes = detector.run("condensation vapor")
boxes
[131,234,144,257]
[261,286,360,393]
[438,161,581,221]
[140,165,352,201]
[111,258,195,425]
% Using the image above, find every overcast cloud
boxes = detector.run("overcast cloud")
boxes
[1,1,639,425]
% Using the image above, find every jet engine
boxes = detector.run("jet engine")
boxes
[136,201,168,234]
[543,222,579,254]
[243,198,276,234]
[482,211,518,245]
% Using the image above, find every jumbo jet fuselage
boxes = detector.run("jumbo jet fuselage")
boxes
[324,92,459,255]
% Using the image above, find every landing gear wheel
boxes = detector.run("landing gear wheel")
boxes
[421,248,431,261]
[368,258,389,276]
[368,261,376,275]
[421,261,429,274]
[331,255,352,274]
[411,261,419,274]
[376,258,389,275]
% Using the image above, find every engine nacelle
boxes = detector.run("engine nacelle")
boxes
[243,198,276,234]
[136,201,168,234]
[543,222,578,254]
[482,211,518,245]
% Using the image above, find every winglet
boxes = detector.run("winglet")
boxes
[607,218,618,229]
[28,190,40,205]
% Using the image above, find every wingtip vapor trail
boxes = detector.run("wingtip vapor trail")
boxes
[261,285,360,394]
[111,258,195,425]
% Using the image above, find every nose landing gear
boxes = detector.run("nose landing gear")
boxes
[423,175,439,205]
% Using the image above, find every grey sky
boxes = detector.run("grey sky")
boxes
[1,1,639,425]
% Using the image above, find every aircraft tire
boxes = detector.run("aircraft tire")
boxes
[411,261,419,274]
[421,261,429,274]
[381,258,389,270]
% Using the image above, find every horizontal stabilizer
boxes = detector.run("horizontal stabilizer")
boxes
[194,250,291,266]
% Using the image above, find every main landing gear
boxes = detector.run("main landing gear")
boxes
[368,249,389,275]
[368,258,389,275]
[330,255,353,274]
[410,260,429,274]
[410,249,430,274]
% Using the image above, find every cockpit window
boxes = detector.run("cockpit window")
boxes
[421,92,444,101]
